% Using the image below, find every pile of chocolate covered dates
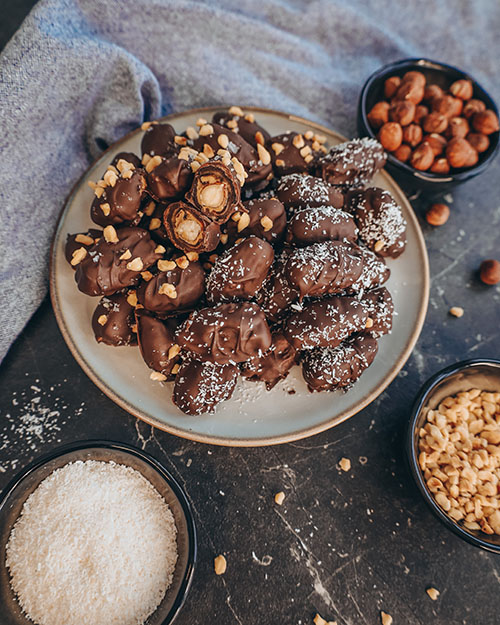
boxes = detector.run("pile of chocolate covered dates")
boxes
[66,106,407,415]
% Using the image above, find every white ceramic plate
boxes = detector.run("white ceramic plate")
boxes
[50,107,429,446]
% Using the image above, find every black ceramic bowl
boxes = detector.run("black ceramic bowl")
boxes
[0,441,197,625]
[358,58,499,195]
[407,359,500,554]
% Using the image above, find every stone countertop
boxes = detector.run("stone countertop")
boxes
[2,3,500,624]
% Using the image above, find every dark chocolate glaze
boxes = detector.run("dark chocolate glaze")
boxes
[65,228,102,268]
[135,309,180,377]
[316,137,386,189]
[224,198,286,246]
[284,240,364,300]
[74,227,161,296]
[211,110,271,148]
[173,359,239,415]
[163,201,221,253]
[286,205,357,247]
[111,151,142,169]
[347,187,407,258]
[206,236,274,303]
[276,173,344,212]
[255,253,300,323]
[91,169,147,227]
[176,301,272,364]
[345,245,390,294]
[267,132,325,176]
[141,123,177,158]
[362,286,394,337]
[137,260,205,314]
[241,330,297,390]
[91,291,138,346]
[284,295,368,350]
[301,332,378,392]
[146,155,193,201]
[185,160,241,224]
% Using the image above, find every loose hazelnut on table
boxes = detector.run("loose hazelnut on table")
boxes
[410,142,434,171]
[467,132,489,153]
[449,306,464,318]
[393,144,411,162]
[479,259,500,285]
[384,75,401,99]
[450,79,473,100]
[403,123,423,147]
[423,112,448,134]
[472,110,500,135]
[367,101,390,129]
[389,100,416,126]
[462,98,486,119]
[425,203,449,226]
[378,122,403,151]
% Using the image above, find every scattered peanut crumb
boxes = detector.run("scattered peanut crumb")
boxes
[380,611,393,625]
[426,587,440,601]
[339,457,351,472]
[449,306,464,318]
[313,614,336,625]
[214,554,227,575]
[274,491,285,505]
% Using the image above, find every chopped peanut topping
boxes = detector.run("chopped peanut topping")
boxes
[144,201,156,216]
[244,112,255,123]
[217,134,229,149]
[149,218,161,230]
[103,225,119,244]
[103,170,118,187]
[255,131,265,145]
[75,234,94,245]
[70,247,87,266]
[365,317,374,329]
[275,159,285,167]
[229,106,244,117]
[94,187,104,199]
[158,283,177,298]
[100,202,111,216]
[154,245,166,254]
[174,135,187,146]
[292,134,305,149]
[220,233,229,244]
[237,212,250,232]
[141,121,153,131]
[158,260,177,272]
[195,117,208,127]
[260,216,273,232]
[168,344,181,360]
[199,124,214,136]
[171,364,180,375]
[271,143,285,155]
[119,249,132,260]
[186,252,199,261]
[191,161,201,172]
[186,126,199,140]
[203,143,215,158]
[304,130,314,140]
[300,145,312,158]
[141,271,153,282]
[150,371,167,382]
[374,240,385,252]
[257,143,271,165]
[126,257,144,272]
[227,119,238,129]
[145,155,162,173]
[97,314,108,326]
[176,256,189,269]
[127,292,138,307]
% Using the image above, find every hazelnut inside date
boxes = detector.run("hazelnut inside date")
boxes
[368,70,498,173]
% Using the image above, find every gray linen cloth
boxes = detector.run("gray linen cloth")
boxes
[1,0,499,363]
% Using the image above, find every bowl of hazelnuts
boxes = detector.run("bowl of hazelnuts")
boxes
[358,58,499,193]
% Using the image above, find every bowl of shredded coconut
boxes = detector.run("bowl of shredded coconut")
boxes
[0,441,196,625]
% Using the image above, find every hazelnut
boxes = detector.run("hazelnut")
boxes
[395,81,425,104]
[414,104,429,124]
[423,133,447,156]
[367,101,390,129]
[402,71,426,88]
[445,116,469,139]
[389,100,416,126]
[466,132,490,153]
[433,94,462,118]
[403,123,423,147]
[426,203,450,226]
[463,147,479,167]
[393,144,412,162]
[378,122,403,151]
[424,84,444,102]
[462,98,486,119]
[479,259,500,285]
[384,76,401,99]
[430,158,450,174]
[446,138,475,168]
[410,142,434,171]
[423,112,448,134]
[449,79,473,100]
[472,110,500,135]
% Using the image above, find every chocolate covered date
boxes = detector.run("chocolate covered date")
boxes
[163,201,221,253]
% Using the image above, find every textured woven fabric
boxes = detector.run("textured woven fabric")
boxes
[1,0,499,362]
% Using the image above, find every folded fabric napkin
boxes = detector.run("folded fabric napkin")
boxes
[1,0,499,363]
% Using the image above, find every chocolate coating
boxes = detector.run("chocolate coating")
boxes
[137,260,205,315]
[75,226,161,296]
[212,110,271,148]
[65,229,102,268]
[267,132,325,176]
[316,138,386,189]
[286,205,357,246]
[206,236,274,303]
[284,240,364,300]
[163,201,221,253]
[301,332,378,392]
[284,295,368,350]
[347,187,407,258]
[185,160,241,224]
[192,123,273,190]
[255,253,300,323]
[173,359,239,415]
[362,286,394,336]
[241,331,297,390]
[141,123,177,158]
[91,291,137,346]
[135,309,180,377]
[225,198,286,245]
[176,301,272,364]
[345,245,390,294]
[276,173,344,212]
[146,155,193,201]
[91,169,147,227]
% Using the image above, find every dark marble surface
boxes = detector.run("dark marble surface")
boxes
[2,3,500,625]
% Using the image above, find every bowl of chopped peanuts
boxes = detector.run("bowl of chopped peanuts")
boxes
[407,359,500,553]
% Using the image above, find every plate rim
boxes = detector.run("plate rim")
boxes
[49,105,429,447]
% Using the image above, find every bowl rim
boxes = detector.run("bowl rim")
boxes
[0,440,197,625]
[406,358,500,554]
[358,57,500,184]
